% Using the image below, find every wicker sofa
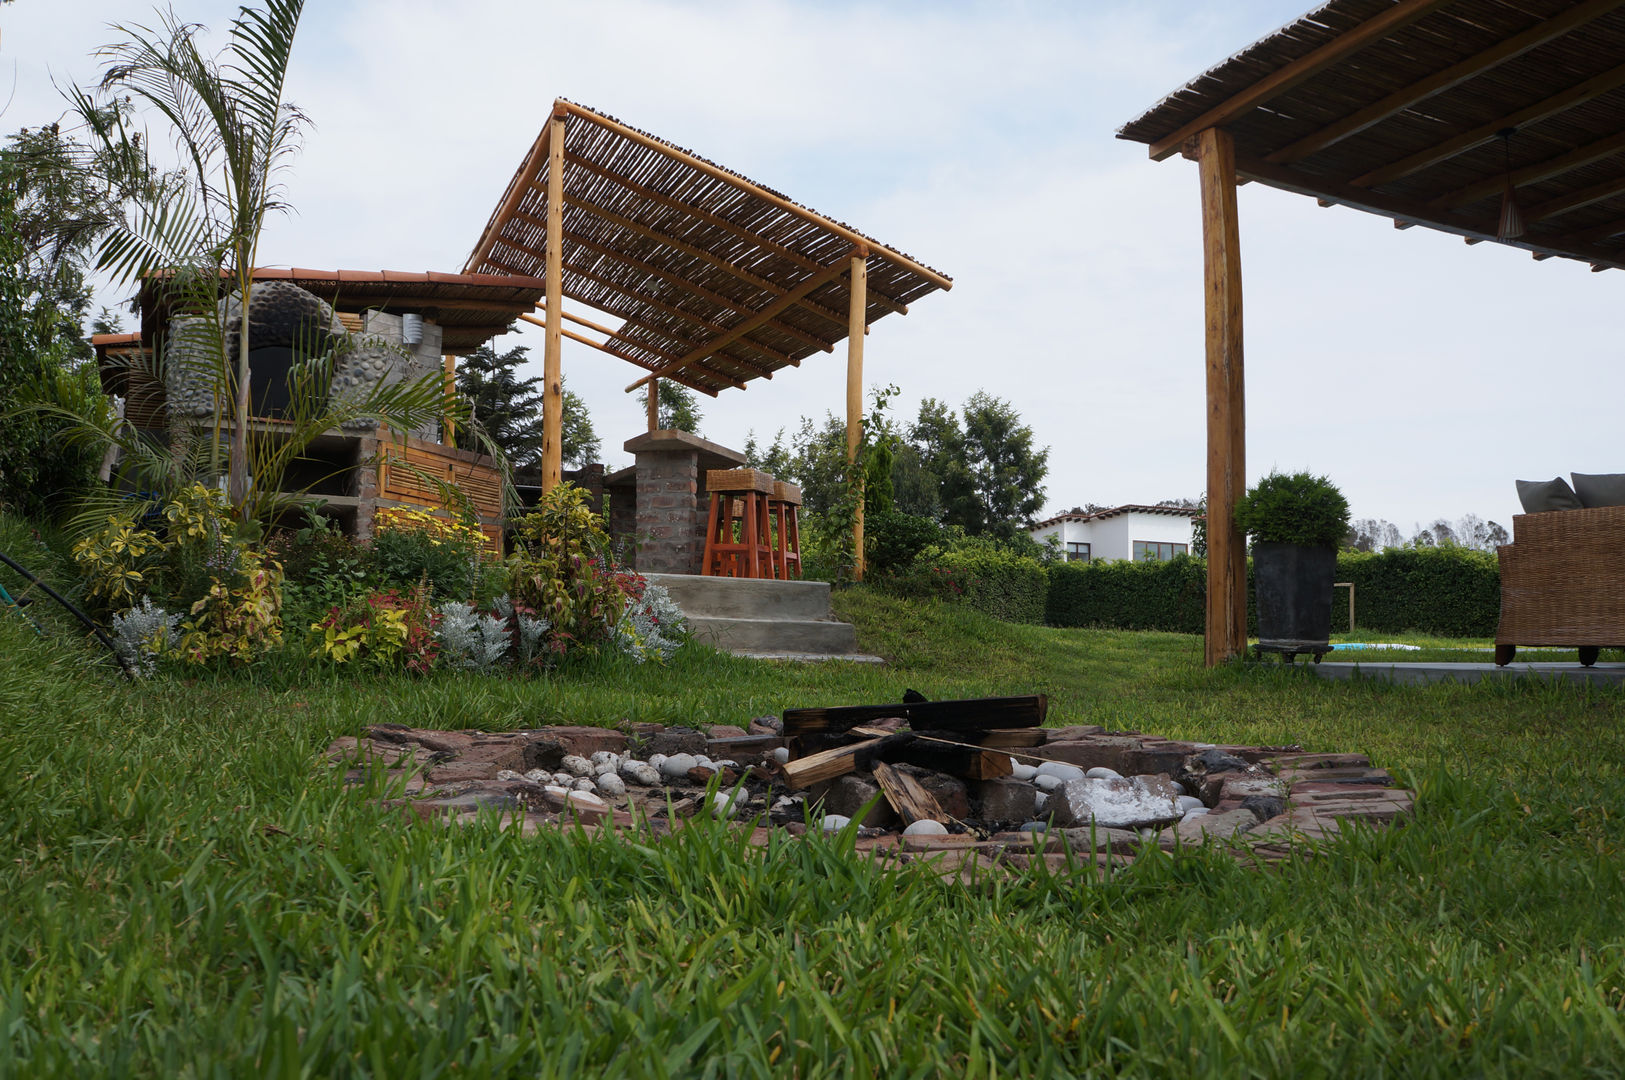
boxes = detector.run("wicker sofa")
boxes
[1495,504,1625,666]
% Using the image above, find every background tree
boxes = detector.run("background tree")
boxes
[653,381,702,434]
[0,122,126,520]
[457,344,600,469]
[899,392,1049,540]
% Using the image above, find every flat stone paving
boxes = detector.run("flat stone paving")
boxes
[1311,661,1625,688]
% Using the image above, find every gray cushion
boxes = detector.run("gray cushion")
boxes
[1516,477,1583,513]
[1571,472,1625,508]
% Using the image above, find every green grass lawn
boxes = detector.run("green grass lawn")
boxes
[3,587,1625,1077]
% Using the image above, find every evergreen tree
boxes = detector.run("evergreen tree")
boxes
[457,344,600,469]
[655,381,702,434]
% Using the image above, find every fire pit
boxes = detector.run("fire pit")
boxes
[328,696,1413,879]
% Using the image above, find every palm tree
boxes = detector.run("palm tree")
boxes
[66,1,459,522]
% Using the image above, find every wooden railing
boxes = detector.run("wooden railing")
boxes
[378,434,504,550]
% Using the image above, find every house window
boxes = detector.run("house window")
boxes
[1134,541,1188,562]
[1066,542,1090,563]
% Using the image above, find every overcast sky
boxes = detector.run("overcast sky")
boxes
[5,0,1620,534]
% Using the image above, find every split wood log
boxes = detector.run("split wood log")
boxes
[782,695,1047,737]
[975,729,1047,749]
[879,732,1013,781]
[777,736,891,788]
[873,762,945,824]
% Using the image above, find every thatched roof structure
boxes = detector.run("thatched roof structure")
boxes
[464,99,951,397]
[136,268,548,355]
[1120,0,1625,272]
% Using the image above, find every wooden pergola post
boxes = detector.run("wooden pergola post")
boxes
[542,108,566,492]
[441,353,456,444]
[647,379,659,431]
[1198,127,1248,666]
[846,249,868,580]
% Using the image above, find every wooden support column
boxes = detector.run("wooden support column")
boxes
[441,353,456,444]
[846,250,868,581]
[647,379,659,431]
[542,108,566,492]
[1197,127,1247,666]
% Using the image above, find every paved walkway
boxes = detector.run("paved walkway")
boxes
[1311,661,1625,688]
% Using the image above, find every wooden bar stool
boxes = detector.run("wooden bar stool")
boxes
[702,468,776,578]
[770,480,803,580]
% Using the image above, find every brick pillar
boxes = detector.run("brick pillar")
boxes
[353,433,381,540]
[634,448,703,574]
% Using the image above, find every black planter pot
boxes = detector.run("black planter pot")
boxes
[1252,541,1337,655]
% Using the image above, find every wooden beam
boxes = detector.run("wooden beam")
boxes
[1351,63,1625,189]
[556,99,953,291]
[533,302,620,338]
[626,255,853,391]
[518,311,745,389]
[557,228,836,355]
[464,122,550,274]
[548,292,776,382]
[1522,173,1625,224]
[647,380,658,432]
[781,695,1047,737]
[1147,0,1454,162]
[560,193,851,329]
[1549,214,1625,247]
[847,250,867,583]
[1198,128,1247,667]
[542,110,565,493]
[563,152,910,315]
[1429,131,1625,210]
[557,259,797,368]
[1266,0,1625,165]
[1236,152,1625,272]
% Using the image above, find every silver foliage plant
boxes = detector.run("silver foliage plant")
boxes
[435,585,687,670]
[110,597,182,677]
[435,601,512,671]
[614,582,689,664]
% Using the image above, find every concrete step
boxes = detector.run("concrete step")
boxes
[643,573,836,621]
[686,615,860,656]
[643,573,874,659]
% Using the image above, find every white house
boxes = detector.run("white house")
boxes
[1028,505,1201,563]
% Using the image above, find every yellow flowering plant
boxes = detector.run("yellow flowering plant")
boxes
[370,505,492,601]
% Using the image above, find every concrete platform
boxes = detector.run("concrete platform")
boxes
[645,573,882,662]
[1310,661,1625,688]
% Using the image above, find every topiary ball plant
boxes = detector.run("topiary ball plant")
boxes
[1234,471,1350,549]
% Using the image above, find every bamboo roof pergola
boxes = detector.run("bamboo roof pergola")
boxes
[1121,0,1625,268]
[463,99,951,576]
[464,99,950,399]
[1117,0,1625,665]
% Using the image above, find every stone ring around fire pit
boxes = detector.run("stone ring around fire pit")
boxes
[325,718,1414,880]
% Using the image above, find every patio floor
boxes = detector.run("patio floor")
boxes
[1309,661,1625,689]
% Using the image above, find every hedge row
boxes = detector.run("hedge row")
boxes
[1045,546,1501,638]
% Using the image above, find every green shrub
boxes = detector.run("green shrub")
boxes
[1046,555,1207,633]
[1045,546,1502,638]
[369,506,489,602]
[864,510,943,575]
[508,482,628,651]
[1332,546,1500,637]
[887,535,1048,625]
[1235,471,1350,548]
